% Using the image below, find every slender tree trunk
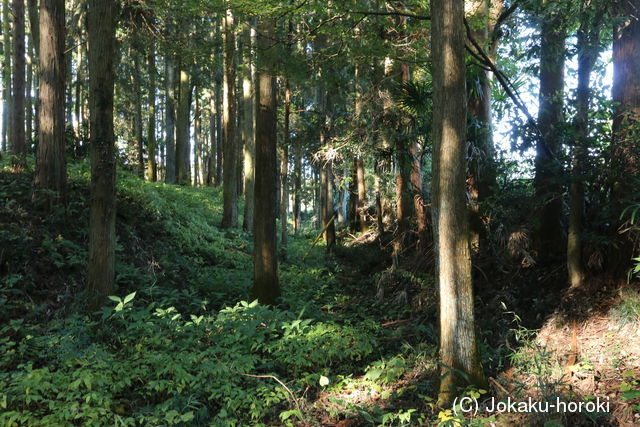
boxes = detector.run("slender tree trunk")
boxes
[222,7,238,227]
[26,37,33,147]
[410,140,428,250]
[207,93,217,185]
[193,87,200,186]
[534,6,566,263]
[2,1,12,152]
[27,0,39,144]
[146,46,157,181]
[34,0,66,207]
[466,0,500,252]
[242,21,256,232]
[252,18,279,305]
[353,61,368,233]
[74,34,82,144]
[133,51,144,177]
[164,54,177,183]
[293,143,302,233]
[610,0,640,278]
[175,68,192,185]
[280,80,291,249]
[215,76,223,186]
[394,62,413,258]
[568,5,601,288]
[11,0,26,166]
[87,0,117,310]
[432,0,487,407]
[320,90,336,254]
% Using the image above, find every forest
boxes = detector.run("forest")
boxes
[0,0,639,425]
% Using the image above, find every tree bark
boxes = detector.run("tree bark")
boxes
[610,0,640,278]
[11,0,26,166]
[207,92,217,185]
[175,68,192,185]
[34,0,66,207]
[164,54,177,184]
[432,0,487,407]
[222,7,238,227]
[87,0,117,310]
[534,5,566,263]
[252,18,279,305]
[133,50,144,177]
[215,76,223,186]
[568,4,601,288]
[242,20,256,231]
[293,143,302,233]
[1,1,11,152]
[146,45,157,181]
[280,80,291,249]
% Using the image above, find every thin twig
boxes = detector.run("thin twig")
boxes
[239,372,306,423]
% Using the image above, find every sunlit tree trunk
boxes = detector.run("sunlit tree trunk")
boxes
[11,0,26,166]
[243,20,256,232]
[87,0,117,310]
[175,68,192,185]
[432,0,487,407]
[27,0,39,142]
[610,0,640,278]
[164,54,177,184]
[320,89,336,254]
[147,45,157,181]
[534,3,566,263]
[252,18,279,305]
[34,0,66,207]
[222,7,238,227]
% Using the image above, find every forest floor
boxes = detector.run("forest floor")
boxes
[1,158,639,426]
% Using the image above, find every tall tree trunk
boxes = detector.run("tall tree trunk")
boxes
[353,61,368,233]
[133,51,144,177]
[466,0,500,252]
[320,90,336,254]
[252,18,279,305]
[74,33,82,145]
[34,0,66,207]
[280,80,291,249]
[534,5,566,263]
[11,0,26,166]
[207,93,217,185]
[293,143,302,233]
[164,54,177,183]
[610,0,640,278]
[242,21,256,232]
[193,87,200,186]
[175,68,192,185]
[26,36,33,147]
[221,7,238,227]
[394,62,413,260]
[432,0,487,407]
[1,0,11,152]
[568,4,602,288]
[87,0,117,310]
[27,0,39,144]
[410,139,428,250]
[146,45,157,181]
[215,76,223,186]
